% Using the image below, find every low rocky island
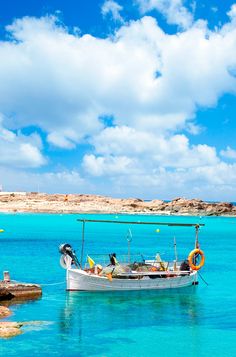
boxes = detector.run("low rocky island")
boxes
[0,192,235,216]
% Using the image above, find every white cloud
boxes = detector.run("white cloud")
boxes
[136,0,193,29]
[1,158,236,201]
[0,168,87,193]
[227,4,236,21]
[1,14,236,147]
[101,1,124,23]
[82,125,236,200]
[191,162,236,186]
[185,122,203,135]
[82,154,135,176]
[80,162,236,200]
[47,131,76,149]
[211,7,218,13]
[220,146,236,159]
[0,116,46,168]
[90,126,218,168]
[98,163,236,200]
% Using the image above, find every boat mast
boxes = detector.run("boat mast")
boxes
[80,219,86,267]
[195,224,200,249]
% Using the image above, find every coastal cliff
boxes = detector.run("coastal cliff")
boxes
[0,192,235,216]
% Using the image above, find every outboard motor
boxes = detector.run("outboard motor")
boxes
[59,243,80,269]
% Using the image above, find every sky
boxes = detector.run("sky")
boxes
[0,0,236,201]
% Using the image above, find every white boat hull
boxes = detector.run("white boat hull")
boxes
[66,268,198,291]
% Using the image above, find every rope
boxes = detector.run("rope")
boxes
[198,272,209,286]
[39,281,65,286]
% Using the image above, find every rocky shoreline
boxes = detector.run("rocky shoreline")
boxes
[0,280,42,338]
[0,192,235,216]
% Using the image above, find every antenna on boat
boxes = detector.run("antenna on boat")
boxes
[173,236,178,262]
[173,236,178,271]
[126,229,132,264]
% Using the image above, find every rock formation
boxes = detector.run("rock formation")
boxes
[0,282,42,301]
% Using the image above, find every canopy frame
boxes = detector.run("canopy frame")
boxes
[77,219,204,267]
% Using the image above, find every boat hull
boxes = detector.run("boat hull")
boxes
[66,269,197,291]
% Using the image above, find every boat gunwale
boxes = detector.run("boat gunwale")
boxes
[68,268,196,279]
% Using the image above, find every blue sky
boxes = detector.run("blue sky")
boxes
[0,0,236,200]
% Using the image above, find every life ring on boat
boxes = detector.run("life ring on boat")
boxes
[188,249,205,271]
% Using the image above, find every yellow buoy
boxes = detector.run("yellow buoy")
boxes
[155,229,160,233]
[0,229,4,233]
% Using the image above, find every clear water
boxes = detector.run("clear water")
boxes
[0,213,235,357]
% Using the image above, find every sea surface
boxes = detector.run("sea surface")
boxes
[0,213,235,357]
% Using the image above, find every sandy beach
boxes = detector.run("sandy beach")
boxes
[0,192,235,216]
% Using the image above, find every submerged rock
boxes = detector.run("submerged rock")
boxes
[0,307,22,338]
[0,327,22,338]
[0,322,23,338]
[0,306,11,318]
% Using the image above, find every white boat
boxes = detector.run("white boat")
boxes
[59,219,205,291]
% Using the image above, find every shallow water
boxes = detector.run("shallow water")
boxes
[0,213,235,357]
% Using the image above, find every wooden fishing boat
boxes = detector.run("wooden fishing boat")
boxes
[59,219,205,291]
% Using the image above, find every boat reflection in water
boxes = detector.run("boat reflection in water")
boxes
[59,288,202,354]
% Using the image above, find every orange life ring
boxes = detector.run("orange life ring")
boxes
[188,249,205,271]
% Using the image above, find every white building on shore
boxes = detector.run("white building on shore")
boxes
[0,191,27,195]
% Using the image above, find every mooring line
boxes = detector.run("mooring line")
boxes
[198,272,209,286]
[39,281,65,286]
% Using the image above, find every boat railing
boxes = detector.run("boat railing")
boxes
[84,253,186,272]
[84,253,144,268]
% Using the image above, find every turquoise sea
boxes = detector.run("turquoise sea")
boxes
[0,213,235,357]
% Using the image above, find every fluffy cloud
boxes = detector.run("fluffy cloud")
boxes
[227,4,236,20]
[0,116,46,168]
[82,160,236,200]
[101,1,124,23]
[0,168,86,193]
[1,13,236,148]
[82,154,136,176]
[90,126,219,168]
[220,146,236,160]
[135,0,194,29]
